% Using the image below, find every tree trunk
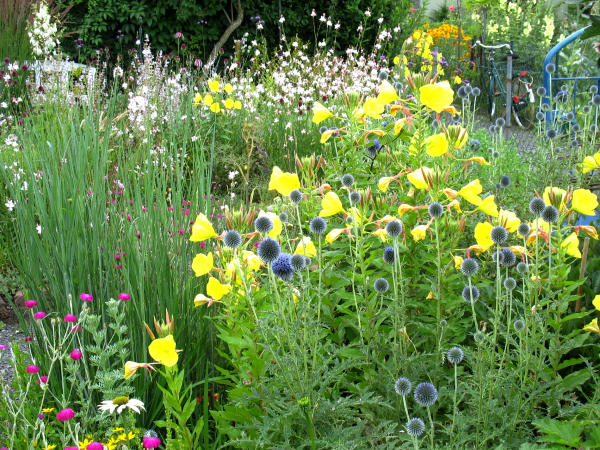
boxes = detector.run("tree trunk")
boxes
[205,0,244,71]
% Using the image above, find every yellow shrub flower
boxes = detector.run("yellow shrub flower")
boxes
[193,293,221,307]
[378,176,396,192]
[543,186,567,209]
[208,79,220,92]
[206,277,232,300]
[268,166,301,196]
[234,100,242,109]
[394,118,408,135]
[373,228,388,241]
[325,228,345,244]
[424,133,449,157]
[561,232,581,258]
[474,222,494,251]
[476,196,498,217]
[499,209,520,232]
[454,256,463,269]
[203,94,214,106]
[593,295,600,311]
[376,80,399,105]
[193,93,203,106]
[312,102,334,123]
[363,97,384,119]
[580,153,600,173]
[571,189,599,216]
[583,318,600,335]
[398,204,415,216]
[190,213,217,242]
[242,250,261,271]
[148,335,179,367]
[258,211,283,238]
[419,81,454,113]
[192,252,213,277]
[319,192,345,217]
[295,236,317,257]
[411,224,429,241]
[210,103,221,113]
[457,179,483,205]
[224,83,234,94]
[223,98,235,109]
[407,167,433,190]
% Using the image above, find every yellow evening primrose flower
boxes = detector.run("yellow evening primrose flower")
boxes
[363,96,385,119]
[561,232,581,258]
[458,179,483,205]
[424,133,449,157]
[257,211,283,238]
[192,252,213,277]
[411,224,428,241]
[378,176,396,192]
[474,222,494,251]
[543,186,567,209]
[208,79,220,92]
[206,277,232,300]
[190,213,217,242]
[223,98,235,109]
[348,207,363,224]
[268,166,301,197]
[583,318,600,335]
[376,80,399,105]
[499,209,520,232]
[592,294,600,311]
[234,100,242,109]
[580,152,600,173]
[42,408,55,413]
[224,83,233,94]
[394,118,408,135]
[295,236,317,257]
[242,250,261,271]
[210,103,221,113]
[454,255,464,269]
[319,192,345,217]
[312,102,334,123]
[193,293,221,307]
[124,361,142,379]
[148,334,179,367]
[398,204,415,216]
[373,228,388,241]
[112,428,125,433]
[509,246,528,256]
[476,196,499,217]
[326,228,346,244]
[419,81,454,113]
[407,167,433,190]
[193,93,203,106]
[448,199,462,213]
[203,94,214,106]
[577,225,599,240]
[571,189,599,216]
[467,156,491,165]
[442,188,458,199]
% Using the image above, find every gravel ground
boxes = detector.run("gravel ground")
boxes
[0,322,29,386]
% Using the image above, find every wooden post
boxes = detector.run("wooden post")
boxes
[505,51,512,127]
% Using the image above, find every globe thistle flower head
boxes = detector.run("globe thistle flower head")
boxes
[414,382,438,407]
[517,222,530,238]
[272,253,294,281]
[254,216,273,234]
[345,216,353,225]
[495,117,505,128]
[406,418,426,437]
[290,254,306,271]
[257,237,281,263]
[474,331,486,343]
[546,63,555,74]
[394,376,412,396]
[279,211,289,223]
[492,249,505,265]
[223,230,242,249]
[447,346,464,365]
[555,90,568,104]
[366,139,381,157]
[591,124,598,133]
[516,262,528,274]
[319,126,328,134]
[490,226,508,245]
[504,277,517,291]
[309,217,327,234]
[500,248,516,267]
[374,277,389,293]
[462,285,480,303]
[513,318,525,332]
[439,319,447,328]
[457,85,468,98]
[590,85,598,94]
[546,129,557,140]
[289,189,303,204]
[464,85,473,95]
[536,86,546,97]
[341,173,354,188]
[536,111,544,121]
[428,202,444,218]
[492,150,500,159]
[393,81,403,91]
[541,205,559,223]
[470,139,481,149]
[583,105,592,114]
[304,256,312,266]
[541,103,550,112]
[350,191,362,204]
[529,197,546,216]
[383,246,395,264]
[499,175,511,188]
[566,111,575,121]
[385,220,403,238]
[378,69,389,81]
[472,86,481,97]
[460,258,479,277]
[593,95,600,107]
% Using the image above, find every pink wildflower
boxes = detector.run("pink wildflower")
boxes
[87,443,103,450]
[64,314,77,322]
[37,375,48,385]
[80,293,93,302]
[26,365,39,373]
[56,408,75,422]
[0,344,7,350]
[70,348,82,360]
[118,293,131,301]
[24,300,37,308]
[71,326,82,332]
[33,312,47,319]
[143,437,161,449]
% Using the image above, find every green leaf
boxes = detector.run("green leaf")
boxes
[557,369,591,393]
[533,418,583,446]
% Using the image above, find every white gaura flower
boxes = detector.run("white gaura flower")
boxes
[98,396,145,414]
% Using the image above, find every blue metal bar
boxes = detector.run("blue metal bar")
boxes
[551,76,600,81]
[543,27,590,124]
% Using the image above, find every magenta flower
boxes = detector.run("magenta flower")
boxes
[118,293,131,301]
[64,314,77,322]
[38,413,44,419]
[33,312,47,319]
[64,447,79,450]
[70,348,82,360]
[24,300,37,308]
[87,443,103,450]
[26,365,39,374]
[143,437,161,449]
[56,408,75,422]
[71,326,82,332]
[80,293,93,302]
[24,336,32,341]
[37,375,49,385]
[0,344,7,350]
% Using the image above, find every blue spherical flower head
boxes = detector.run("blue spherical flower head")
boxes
[366,139,381,157]
[500,248,516,267]
[594,95,600,107]
[472,86,481,97]
[272,253,294,281]
[406,418,425,437]
[383,246,395,264]
[590,85,598,95]
[447,346,464,365]
[279,211,289,223]
[290,253,306,271]
[428,202,444,219]
[457,85,468,99]
[223,230,242,249]
[513,319,525,332]
[499,175,511,188]
[490,226,508,245]
[536,86,546,97]
[460,258,479,277]
[319,125,328,134]
[516,262,528,274]
[289,189,303,204]
[504,277,517,291]
[462,285,480,303]
[309,217,327,234]
[517,222,530,238]
[541,205,559,224]
[529,197,546,217]
[378,69,389,81]
[385,220,403,238]
[555,90,568,104]
[546,63,556,74]
[394,377,412,396]
[254,216,274,234]
[536,111,544,121]
[374,278,389,293]
[350,191,362,204]
[583,105,592,114]
[469,139,481,149]
[546,129,557,140]
[566,111,575,121]
[495,117,505,128]
[257,237,281,263]
[414,382,438,407]
[341,173,354,188]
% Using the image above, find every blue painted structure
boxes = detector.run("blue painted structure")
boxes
[542,26,600,124]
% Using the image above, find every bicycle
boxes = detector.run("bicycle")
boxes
[473,41,536,129]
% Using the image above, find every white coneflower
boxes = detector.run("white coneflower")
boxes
[98,396,145,414]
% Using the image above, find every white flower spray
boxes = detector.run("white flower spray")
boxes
[27,0,60,57]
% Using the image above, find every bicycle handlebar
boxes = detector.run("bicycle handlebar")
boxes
[473,40,513,54]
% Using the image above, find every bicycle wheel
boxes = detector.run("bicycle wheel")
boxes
[511,79,535,129]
